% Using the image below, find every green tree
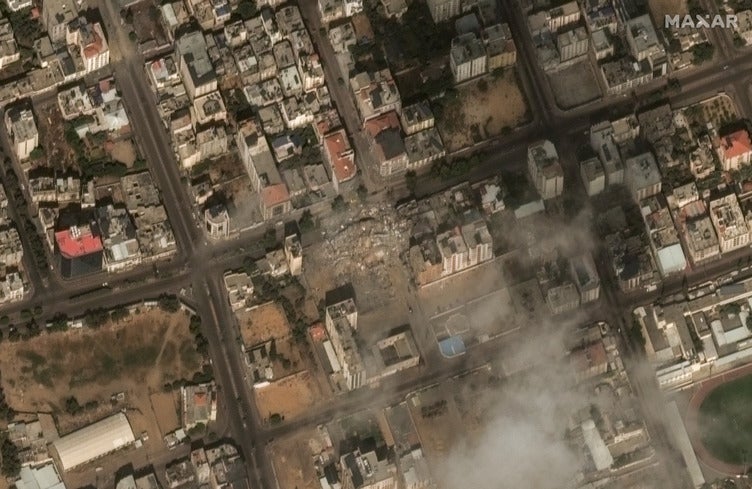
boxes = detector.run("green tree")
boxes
[158,294,181,313]
[356,184,368,202]
[0,431,20,477]
[298,210,315,232]
[331,195,348,212]
[237,0,258,20]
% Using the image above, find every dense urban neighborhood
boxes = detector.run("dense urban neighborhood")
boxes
[2,0,752,489]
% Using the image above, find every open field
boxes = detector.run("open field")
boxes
[237,302,291,347]
[109,140,137,166]
[548,61,601,109]
[436,70,529,152]
[268,428,332,489]
[408,384,465,458]
[254,370,320,423]
[697,373,752,465]
[0,309,203,435]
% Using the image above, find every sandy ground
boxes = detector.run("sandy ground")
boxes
[437,70,529,152]
[269,428,331,489]
[109,139,137,166]
[648,0,688,22]
[408,384,463,458]
[150,391,180,436]
[254,370,320,423]
[548,61,601,109]
[237,302,291,347]
[0,309,202,435]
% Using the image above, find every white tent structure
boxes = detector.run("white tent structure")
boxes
[52,413,135,472]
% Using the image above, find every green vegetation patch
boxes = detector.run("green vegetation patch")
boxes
[699,374,752,465]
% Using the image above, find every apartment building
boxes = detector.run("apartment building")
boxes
[625,14,667,76]
[66,18,109,73]
[427,0,460,23]
[625,152,661,201]
[716,128,752,171]
[323,128,356,193]
[450,33,487,83]
[5,107,38,161]
[557,26,589,62]
[350,69,401,123]
[483,23,517,70]
[176,31,218,100]
[527,139,564,200]
[709,193,750,253]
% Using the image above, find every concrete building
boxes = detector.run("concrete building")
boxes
[547,1,580,31]
[736,10,752,45]
[340,437,397,489]
[641,197,687,276]
[176,31,217,100]
[625,152,661,201]
[223,271,254,310]
[365,111,408,177]
[625,14,667,76]
[5,106,38,161]
[368,326,420,381]
[204,204,230,239]
[527,139,564,200]
[682,215,720,264]
[42,0,77,44]
[709,193,750,253]
[323,128,356,193]
[450,33,487,83]
[400,101,434,136]
[405,128,446,172]
[570,253,600,303]
[95,205,142,273]
[325,286,365,390]
[284,233,302,276]
[591,29,614,60]
[557,26,589,62]
[181,382,217,429]
[716,128,752,171]
[546,283,580,315]
[482,23,517,70]
[236,119,292,220]
[590,122,625,186]
[580,157,605,196]
[54,225,103,278]
[66,18,109,73]
[427,0,460,23]
[0,18,20,69]
[600,58,653,95]
[350,69,401,123]
[14,464,66,489]
[52,413,135,472]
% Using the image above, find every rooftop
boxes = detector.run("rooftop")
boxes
[710,193,749,241]
[450,32,486,65]
[55,225,103,258]
[324,129,356,182]
[719,129,752,159]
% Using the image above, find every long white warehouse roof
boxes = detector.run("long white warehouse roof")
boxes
[52,413,135,472]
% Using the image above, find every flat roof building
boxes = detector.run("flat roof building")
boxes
[709,193,750,253]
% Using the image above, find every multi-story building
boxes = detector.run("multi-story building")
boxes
[557,26,589,62]
[527,139,564,200]
[580,157,605,196]
[426,0,460,23]
[709,193,750,253]
[405,128,446,172]
[591,29,614,60]
[400,101,434,136]
[482,23,517,70]
[450,33,487,83]
[364,111,408,176]
[176,31,218,100]
[547,1,580,31]
[681,215,720,265]
[5,107,38,161]
[350,69,401,123]
[625,152,661,202]
[322,128,356,193]
[95,205,142,272]
[716,128,752,171]
[600,58,653,95]
[54,225,103,278]
[590,121,625,186]
[236,119,292,220]
[318,0,345,24]
[66,18,109,73]
[0,228,23,267]
[0,18,20,69]
[570,253,600,303]
[340,437,397,489]
[736,10,752,45]
[625,14,667,76]
[284,233,302,276]
[42,0,77,44]
[204,204,230,239]
[325,287,364,391]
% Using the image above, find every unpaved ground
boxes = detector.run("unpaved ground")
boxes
[254,371,320,423]
[548,61,601,109]
[648,0,687,23]
[33,98,75,170]
[237,302,291,347]
[109,139,137,166]
[269,428,331,489]
[0,309,203,435]
[437,70,529,152]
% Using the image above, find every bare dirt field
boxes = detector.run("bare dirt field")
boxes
[0,309,203,436]
[648,0,687,23]
[150,391,180,436]
[437,70,529,152]
[109,140,137,166]
[408,384,464,458]
[237,302,291,347]
[269,428,332,489]
[548,61,601,109]
[33,99,75,170]
[131,2,169,46]
[254,371,321,424]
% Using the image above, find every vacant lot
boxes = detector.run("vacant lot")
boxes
[269,428,332,489]
[548,61,601,109]
[408,384,464,458]
[237,302,291,347]
[0,309,203,435]
[109,140,137,167]
[255,371,321,424]
[33,99,75,170]
[700,94,738,129]
[436,71,529,152]
[698,373,752,465]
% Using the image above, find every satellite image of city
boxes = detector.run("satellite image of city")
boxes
[1,0,752,488]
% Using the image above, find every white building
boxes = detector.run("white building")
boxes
[51,413,136,472]
[557,26,589,62]
[450,33,487,83]
[527,140,564,200]
[66,18,109,73]
[5,107,38,161]
[716,129,752,172]
[580,157,605,196]
[625,14,667,76]
[625,152,661,201]
[709,193,750,253]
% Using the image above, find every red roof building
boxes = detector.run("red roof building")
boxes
[717,129,752,171]
[323,129,356,193]
[54,225,104,278]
